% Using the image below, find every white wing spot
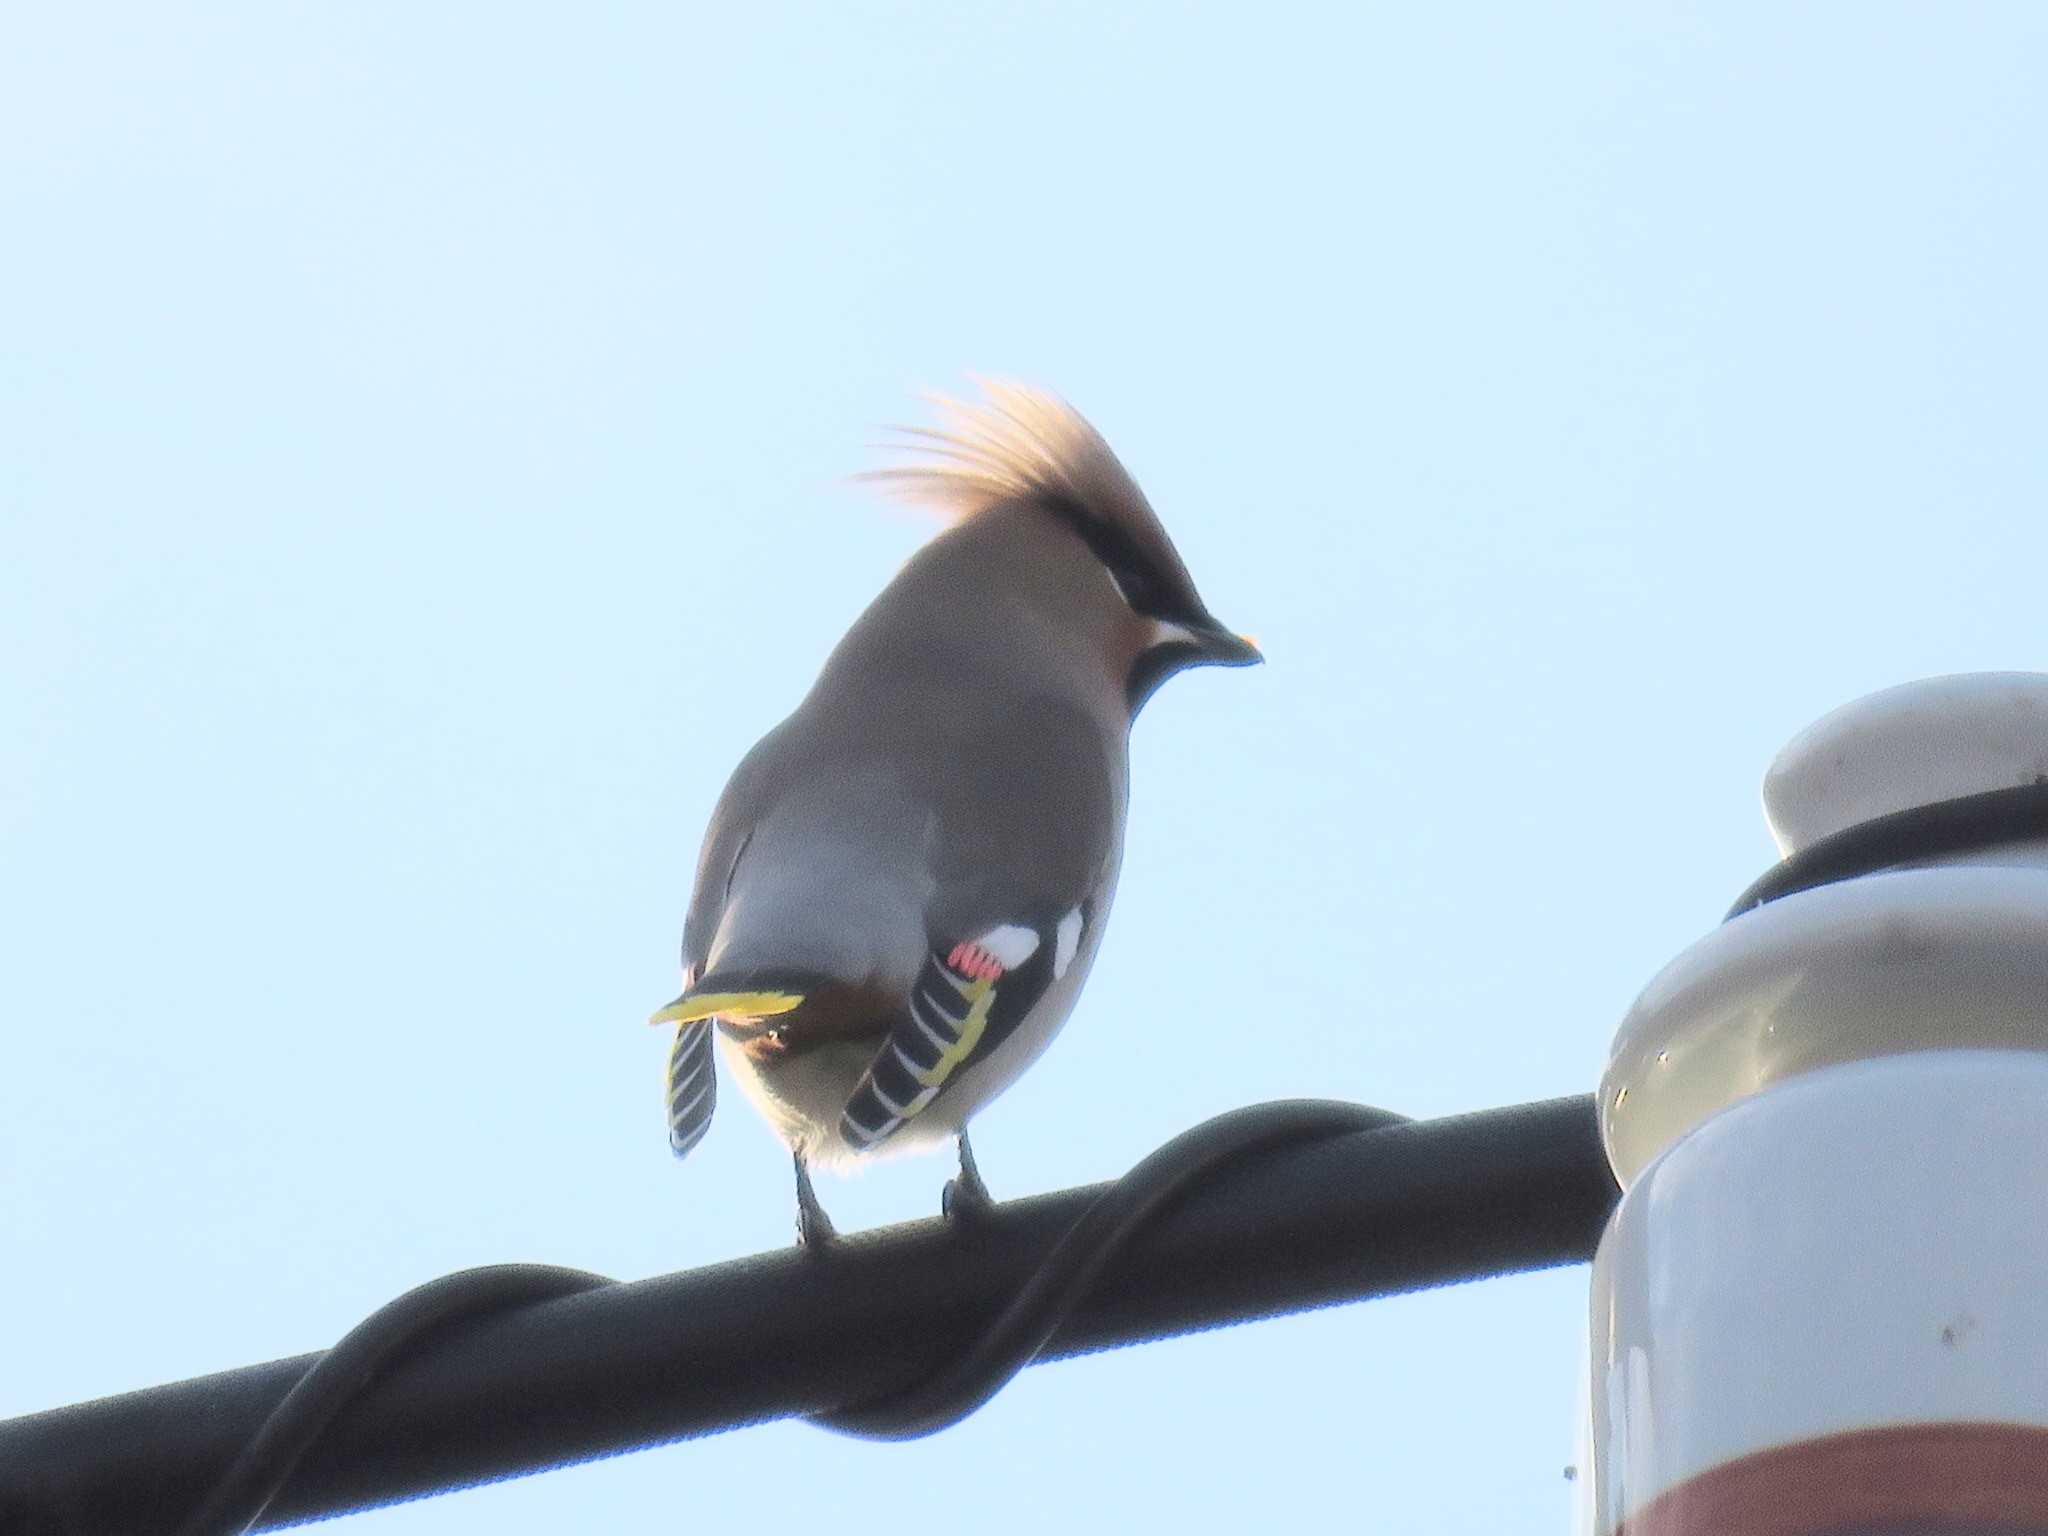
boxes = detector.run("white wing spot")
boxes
[1053,908,1085,978]
[978,923,1041,969]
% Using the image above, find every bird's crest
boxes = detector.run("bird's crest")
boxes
[862,382,1158,539]
[862,382,1207,619]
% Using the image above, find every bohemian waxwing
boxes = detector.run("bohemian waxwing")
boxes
[652,384,1261,1244]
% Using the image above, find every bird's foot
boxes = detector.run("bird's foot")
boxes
[794,1155,838,1252]
[940,1175,994,1225]
[796,1203,838,1251]
[942,1133,996,1226]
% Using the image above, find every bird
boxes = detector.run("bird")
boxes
[651,383,1261,1245]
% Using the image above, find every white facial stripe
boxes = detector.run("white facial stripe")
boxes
[977,923,1041,968]
[1148,617,1201,648]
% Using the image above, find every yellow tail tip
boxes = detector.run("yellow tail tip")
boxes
[648,990,806,1027]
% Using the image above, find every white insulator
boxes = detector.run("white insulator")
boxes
[1584,672,2048,1535]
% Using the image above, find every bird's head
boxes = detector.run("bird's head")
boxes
[863,382,1262,714]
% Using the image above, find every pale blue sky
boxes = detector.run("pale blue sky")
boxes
[4,5,2045,1532]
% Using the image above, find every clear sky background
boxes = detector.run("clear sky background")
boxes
[4,5,2045,1532]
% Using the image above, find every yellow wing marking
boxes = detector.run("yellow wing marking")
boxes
[908,977,995,1091]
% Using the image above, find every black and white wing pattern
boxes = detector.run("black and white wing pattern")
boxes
[838,905,1088,1152]
[666,1016,718,1159]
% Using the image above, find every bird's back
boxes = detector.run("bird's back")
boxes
[685,505,1131,995]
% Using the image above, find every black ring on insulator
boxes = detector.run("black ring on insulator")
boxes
[1724,779,2048,922]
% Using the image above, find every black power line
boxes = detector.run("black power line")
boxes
[0,1094,1613,1535]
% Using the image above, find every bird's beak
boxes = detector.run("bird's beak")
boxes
[1193,623,1263,667]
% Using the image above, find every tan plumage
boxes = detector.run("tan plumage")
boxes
[863,382,1152,523]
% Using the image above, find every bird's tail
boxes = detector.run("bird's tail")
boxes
[649,985,806,1028]
[652,974,809,1162]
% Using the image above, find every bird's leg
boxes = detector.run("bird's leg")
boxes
[942,1130,995,1224]
[793,1153,838,1249]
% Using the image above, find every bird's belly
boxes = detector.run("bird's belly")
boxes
[717,1030,955,1168]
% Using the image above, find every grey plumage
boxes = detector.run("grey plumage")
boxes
[654,384,1258,1238]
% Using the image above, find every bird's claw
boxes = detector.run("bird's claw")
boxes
[796,1204,838,1250]
[794,1154,838,1251]
[941,1177,990,1224]
[943,1133,995,1225]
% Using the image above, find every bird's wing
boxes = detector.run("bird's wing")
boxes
[665,1008,718,1159]
[658,724,800,1166]
[678,726,789,976]
[838,904,1092,1151]
[836,692,1120,1151]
